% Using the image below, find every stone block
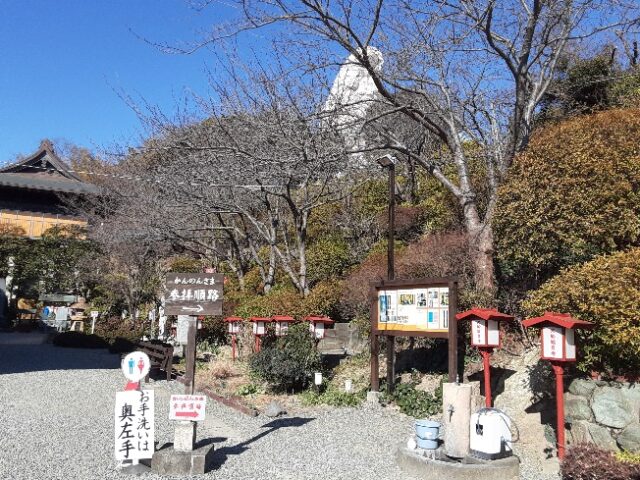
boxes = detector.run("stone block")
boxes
[568,379,597,398]
[565,393,593,422]
[592,387,634,429]
[396,445,519,480]
[174,421,196,452]
[617,423,640,453]
[567,420,592,445]
[151,443,215,475]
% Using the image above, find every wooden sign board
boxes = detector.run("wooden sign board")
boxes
[164,273,223,316]
[370,277,459,386]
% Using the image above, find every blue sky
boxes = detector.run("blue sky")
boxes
[0,1,238,162]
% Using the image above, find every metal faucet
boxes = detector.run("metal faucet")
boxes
[447,404,455,421]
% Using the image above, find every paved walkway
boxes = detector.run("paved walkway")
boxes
[0,341,415,480]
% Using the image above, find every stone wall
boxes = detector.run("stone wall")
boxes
[566,378,640,453]
[318,322,366,355]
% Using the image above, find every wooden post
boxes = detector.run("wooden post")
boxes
[231,333,237,361]
[386,335,395,394]
[481,348,492,407]
[552,362,566,459]
[184,316,197,395]
[448,279,458,383]
[371,333,380,391]
[370,286,380,392]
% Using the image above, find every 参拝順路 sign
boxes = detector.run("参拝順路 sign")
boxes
[164,273,223,316]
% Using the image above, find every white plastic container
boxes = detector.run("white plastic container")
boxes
[469,408,513,459]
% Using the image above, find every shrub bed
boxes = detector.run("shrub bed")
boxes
[53,332,109,349]
[561,443,640,480]
[523,248,640,375]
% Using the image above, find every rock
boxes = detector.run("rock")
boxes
[567,420,618,451]
[264,401,285,418]
[587,423,619,451]
[565,393,593,422]
[620,384,640,418]
[617,423,640,453]
[407,437,417,450]
[568,420,592,445]
[568,379,597,398]
[592,387,634,429]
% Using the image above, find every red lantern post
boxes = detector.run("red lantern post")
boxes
[456,308,514,407]
[224,316,243,361]
[272,315,296,337]
[249,316,270,352]
[522,312,594,459]
[304,316,334,346]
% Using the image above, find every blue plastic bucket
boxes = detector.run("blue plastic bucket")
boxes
[414,419,440,450]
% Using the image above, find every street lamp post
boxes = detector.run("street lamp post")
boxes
[377,154,396,394]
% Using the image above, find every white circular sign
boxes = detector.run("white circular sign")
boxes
[121,352,151,382]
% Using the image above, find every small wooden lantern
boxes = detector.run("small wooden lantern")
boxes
[249,316,270,352]
[522,312,594,459]
[224,316,243,361]
[305,315,334,340]
[522,312,592,362]
[456,308,514,407]
[225,316,243,335]
[272,315,296,337]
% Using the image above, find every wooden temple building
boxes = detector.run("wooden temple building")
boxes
[0,140,98,326]
[0,139,98,238]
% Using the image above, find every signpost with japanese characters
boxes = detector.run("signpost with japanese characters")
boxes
[164,273,223,316]
[115,390,155,462]
[169,394,207,422]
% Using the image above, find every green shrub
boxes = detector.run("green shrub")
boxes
[301,387,366,408]
[306,236,353,286]
[53,332,109,349]
[561,443,640,480]
[383,379,444,418]
[522,248,640,376]
[94,316,146,346]
[108,337,138,354]
[249,323,321,393]
[495,108,640,286]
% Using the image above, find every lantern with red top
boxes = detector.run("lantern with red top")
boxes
[305,315,334,344]
[456,308,514,408]
[272,315,296,337]
[249,316,270,352]
[522,312,594,460]
[224,316,243,361]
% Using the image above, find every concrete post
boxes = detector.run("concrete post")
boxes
[442,382,480,458]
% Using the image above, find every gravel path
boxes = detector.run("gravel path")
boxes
[0,343,416,480]
[0,342,559,480]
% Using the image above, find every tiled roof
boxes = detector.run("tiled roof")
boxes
[0,172,99,194]
[0,140,98,195]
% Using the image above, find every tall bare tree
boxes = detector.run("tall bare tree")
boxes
[187,0,638,292]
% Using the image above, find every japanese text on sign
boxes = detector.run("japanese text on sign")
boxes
[169,394,207,422]
[378,287,450,332]
[114,390,155,461]
[164,273,223,316]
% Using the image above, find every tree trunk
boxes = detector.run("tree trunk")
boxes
[263,245,276,294]
[466,220,495,295]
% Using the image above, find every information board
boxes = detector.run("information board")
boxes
[377,286,450,332]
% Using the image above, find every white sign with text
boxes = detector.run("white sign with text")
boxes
[169,394,207,422]
[114,390,155,461]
